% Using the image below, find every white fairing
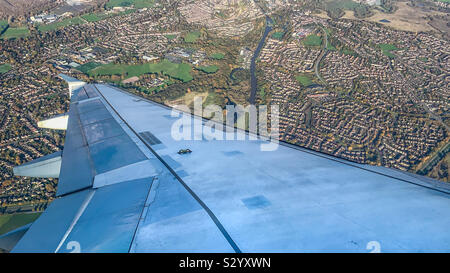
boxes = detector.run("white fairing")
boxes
[13,151,62,178]
[38,114,69,130]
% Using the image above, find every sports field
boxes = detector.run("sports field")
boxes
[38,17,85,33]
[76,62,102,74]
[106,0,154,9]
[1,27,29,39]
[82,13,110,22]
[89,59,193,82]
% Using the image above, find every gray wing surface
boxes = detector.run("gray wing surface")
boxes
[11,79,450,253]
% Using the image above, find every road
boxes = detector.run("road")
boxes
[417,141,450,175]
[314,26,328,84]
[249,16,272,104]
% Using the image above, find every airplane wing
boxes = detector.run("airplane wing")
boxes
[10,75,450,253]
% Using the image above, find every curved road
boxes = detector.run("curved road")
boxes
[314,26,328,85]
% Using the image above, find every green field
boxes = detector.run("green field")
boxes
[342,48,356,56]
[82,9,136,22]
[302,34,322,47]
[76,62,102,74]
[1,27,29,39]
[38,17,85,33]
[378,43,399,58]
[196,65,219,74]
[0,64,12,73]
[210,52,225,60]
[81,13,114,22]
[327,0,360,10]
[295,74,313,87]
[184,31,201,43]
[0,213,41,236]
[271,31,284,40]
[82,13,103,22]
[165,34,177,40]
[0,20,8,34]
[89,59,193,82]
[106,0,154,8]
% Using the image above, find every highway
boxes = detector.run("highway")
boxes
[249,16,272,104]
[314,26,328,85]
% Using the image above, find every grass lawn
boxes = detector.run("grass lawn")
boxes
[327,0,360,10]
[327,43,336,50]
[271,31,284,40]
[1,27,29,39]
[184,31,201,43]
[378,43,399,58]
[342,48,356,56]
[165,34,177,40]
[81,13,114,22]
[302,34,322,47]
[295,74,313,87]
[106,0,154,9]
[196,65,219,74]
[0,213,41,236]
[0,64,12,73]
[82,9,135,22]
[0,20,8,33]
[210,52,225,60]
[76,62,102,74]
[82,13,104,22]
[38,17,85,33]
[89,59,193,82]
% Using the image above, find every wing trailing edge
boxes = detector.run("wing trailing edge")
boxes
[13,151,62,178]
[37,113,68,130]
[58,73,86,98]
